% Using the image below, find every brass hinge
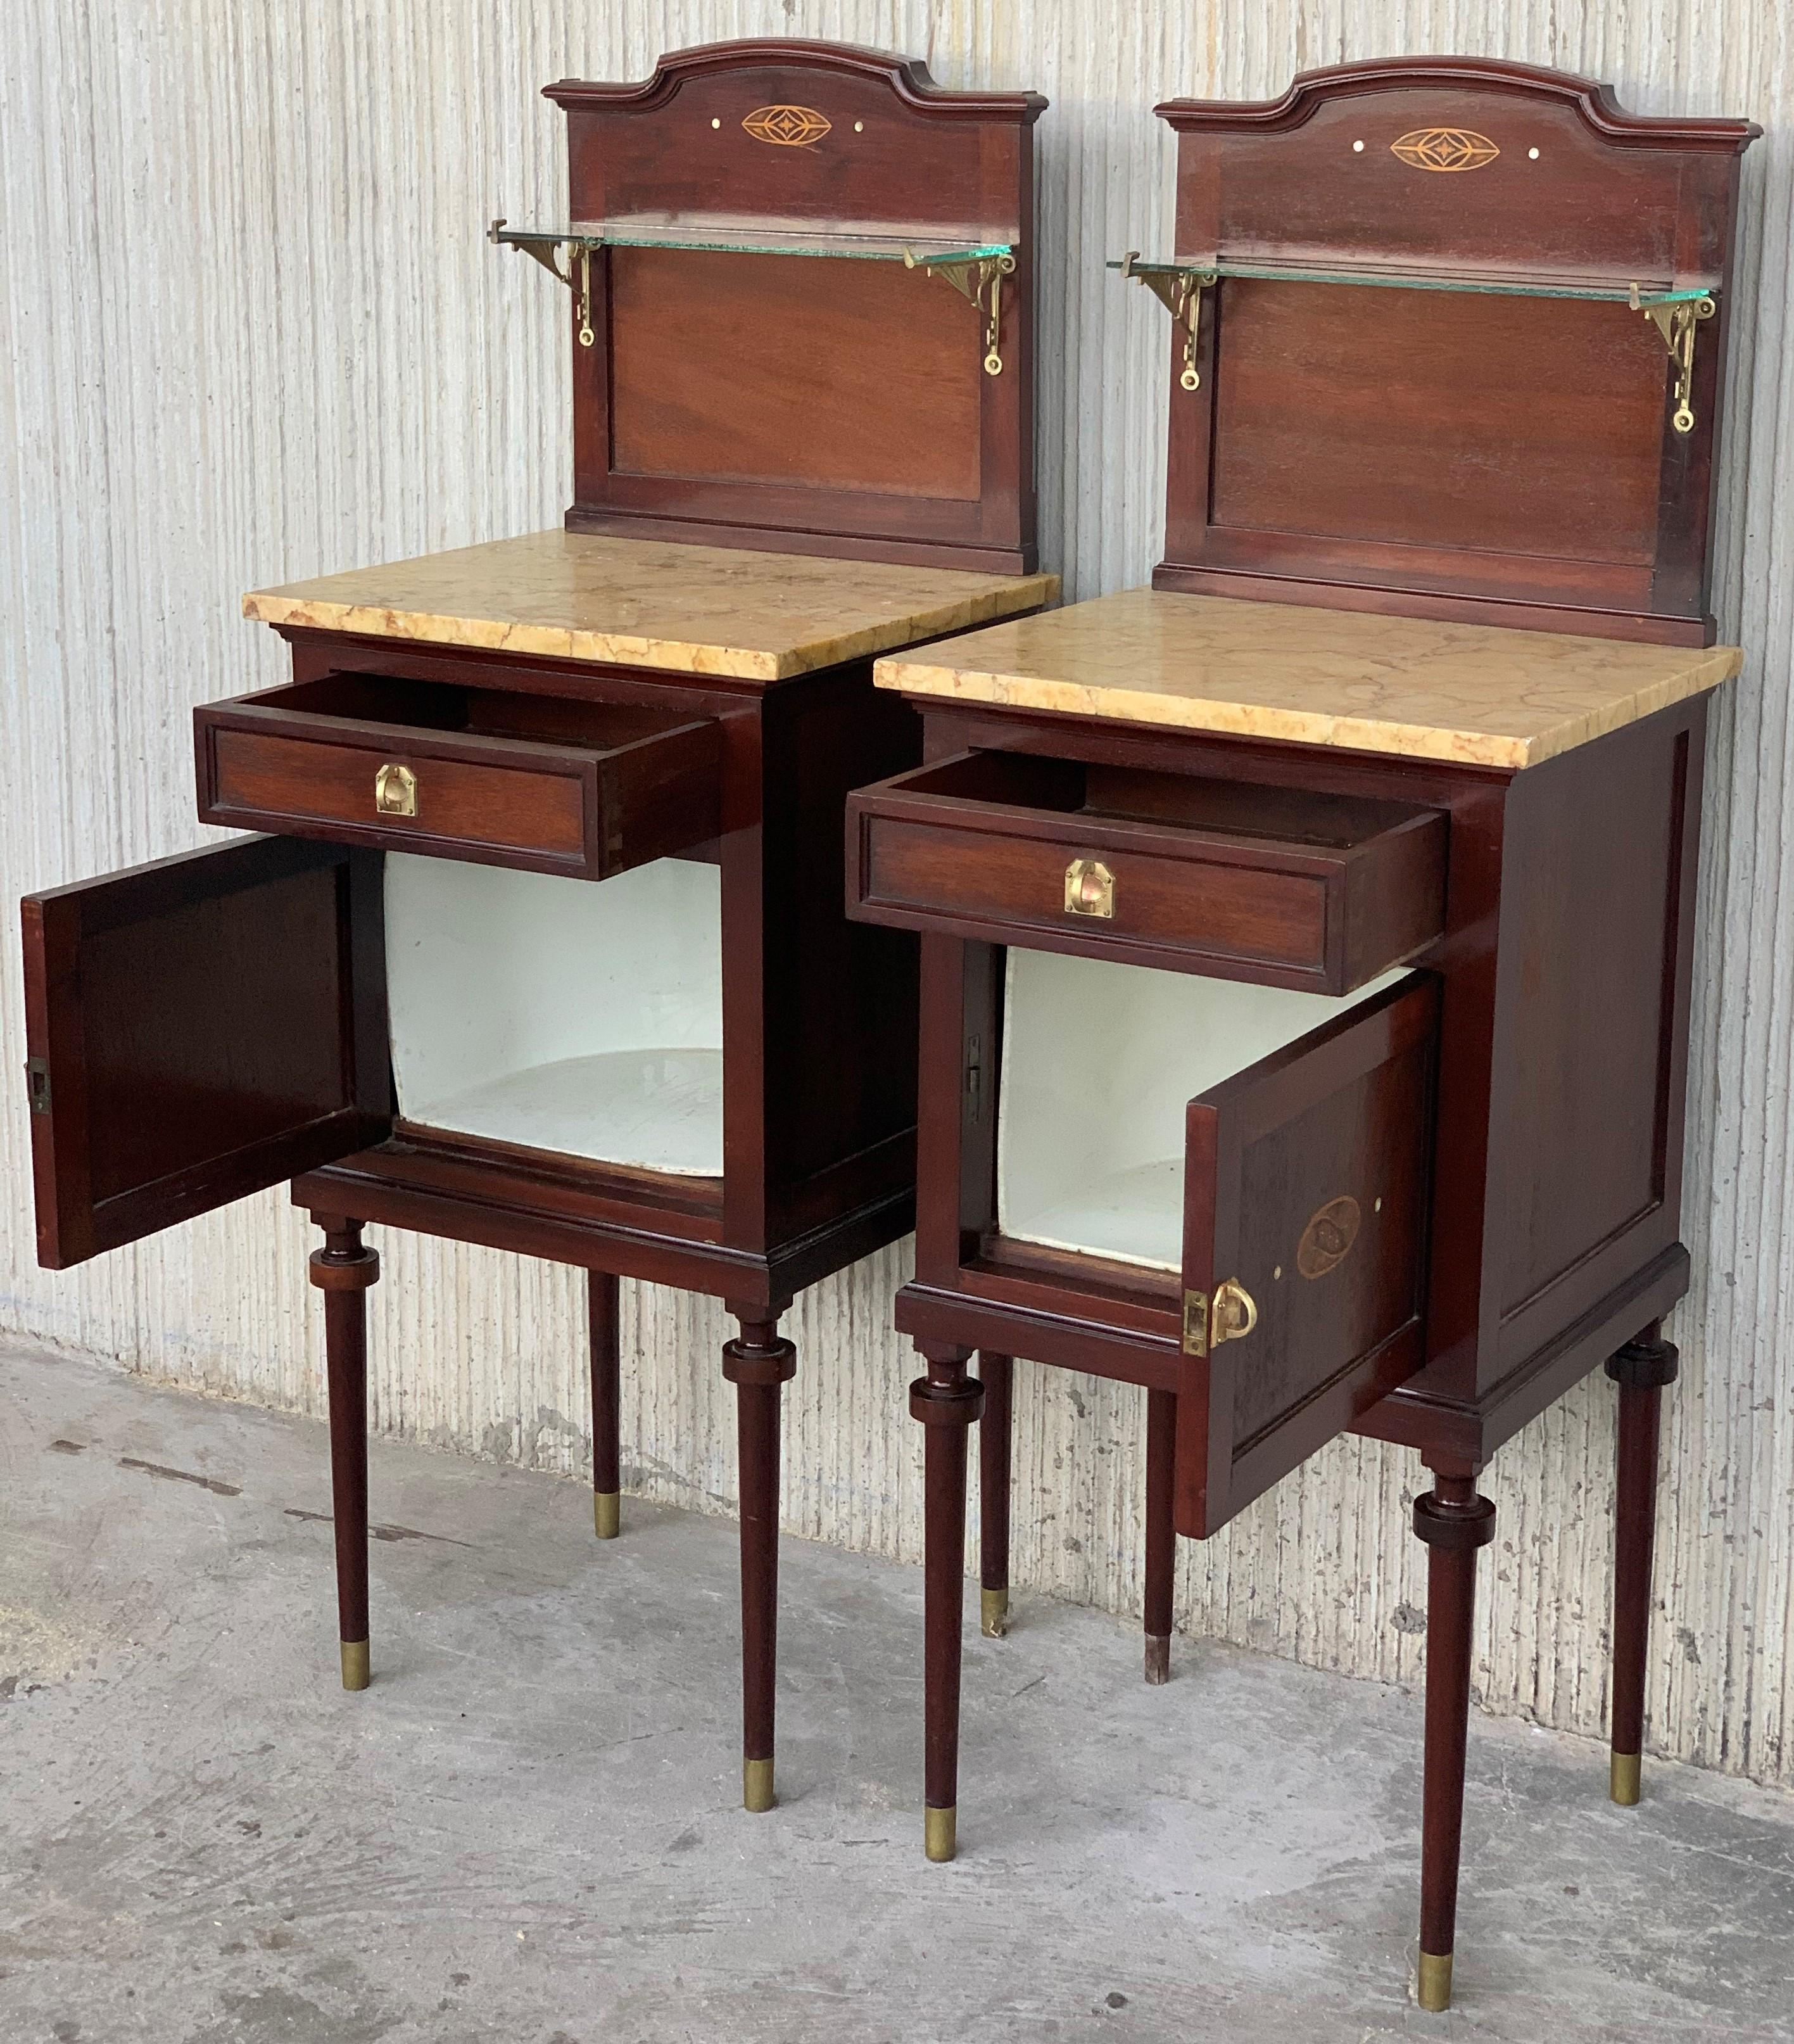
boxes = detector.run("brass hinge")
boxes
[26,1057,51,1115]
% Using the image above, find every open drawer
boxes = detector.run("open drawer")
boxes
[991,948,1437,1537]
[195,675,721,880]
[848,749,1446,994]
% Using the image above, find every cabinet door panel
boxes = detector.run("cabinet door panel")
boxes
[1175,974,1437,1536]
[21,835,388,1269]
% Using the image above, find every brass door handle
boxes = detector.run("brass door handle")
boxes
[1180,1278,1258,1357]
[1213,1277,1258,1346]
[374,763,417,817]
[1064,857,1115,918]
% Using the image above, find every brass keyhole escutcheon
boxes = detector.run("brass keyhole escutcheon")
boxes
[374,763,417,818]
[1064,857,1115,919]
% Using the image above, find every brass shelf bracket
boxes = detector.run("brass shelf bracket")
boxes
[490,219,597,348]
[1120,251,1215,392]
[1630,283,1717,435]
[904,249,1017,376]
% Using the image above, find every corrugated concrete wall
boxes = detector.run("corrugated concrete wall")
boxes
[3,1,1790,1789]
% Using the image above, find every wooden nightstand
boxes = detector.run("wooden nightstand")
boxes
[845,56,1755,2009]
[19,40,1052,1816]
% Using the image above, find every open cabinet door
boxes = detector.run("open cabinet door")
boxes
[21,835,389,1269]
[1175,974,1437,1538]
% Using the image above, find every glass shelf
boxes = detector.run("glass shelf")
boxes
[1108,253,1715,309]
[492,216,1019,372]
[1113,251,1717,430]
[495,214,1011,265]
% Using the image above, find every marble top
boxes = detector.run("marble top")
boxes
[873,589,1742,770]
[243,531,1057,683]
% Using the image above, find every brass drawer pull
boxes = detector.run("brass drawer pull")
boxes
[1064,856,1114,918]
[373,763,417,817]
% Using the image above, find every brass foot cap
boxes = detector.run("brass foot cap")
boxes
[743,1757,776,1813]
[593,1491,621,1540]
[1417,1951,1453,2012]
[925,1805,957,1863]
[1144,1634,1172,1685]
[980,1588,1009,1639]
[339,1639,370,1692]
[1611,1751,1642,1806]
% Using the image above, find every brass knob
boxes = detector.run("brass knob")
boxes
[1063,856,1115,918]
[373,762,417,817]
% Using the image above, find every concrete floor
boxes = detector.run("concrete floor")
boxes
[3,1343,1791,2044]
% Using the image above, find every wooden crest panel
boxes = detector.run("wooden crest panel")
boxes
[548,42,1044,572]
[1151,58,1757,644]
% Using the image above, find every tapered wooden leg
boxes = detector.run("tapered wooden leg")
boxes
[913,1343,985,1861]
[309,1217,380,1692]
[589,1271,621,1540]
[1144,1387,1177,1684]
[1607,1325,1679,1806]
[1412,1469,1496,2012]
[722,1311,796,1813]
[978,1351,1013,1638]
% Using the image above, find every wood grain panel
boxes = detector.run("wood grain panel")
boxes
[609,249,982,501]
[1210,282,1665,564]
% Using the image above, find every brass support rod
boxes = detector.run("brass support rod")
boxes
[576,245,595,350]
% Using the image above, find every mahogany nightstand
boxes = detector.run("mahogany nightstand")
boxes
[19,40,1051,1816]
[845,55,1754,2009]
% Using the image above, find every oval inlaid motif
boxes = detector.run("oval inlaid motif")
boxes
[1297,1195,1361,1279]
[1389,127,1500,172]
[742,105,831,148]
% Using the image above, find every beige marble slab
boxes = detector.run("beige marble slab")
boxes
[875,588,1741,770]
[243,531,1057,683]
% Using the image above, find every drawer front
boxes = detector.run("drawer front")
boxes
[865,812,1332,979]
[209,728,591,866]
[195,680,723,882]
[848,751,1445,995]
